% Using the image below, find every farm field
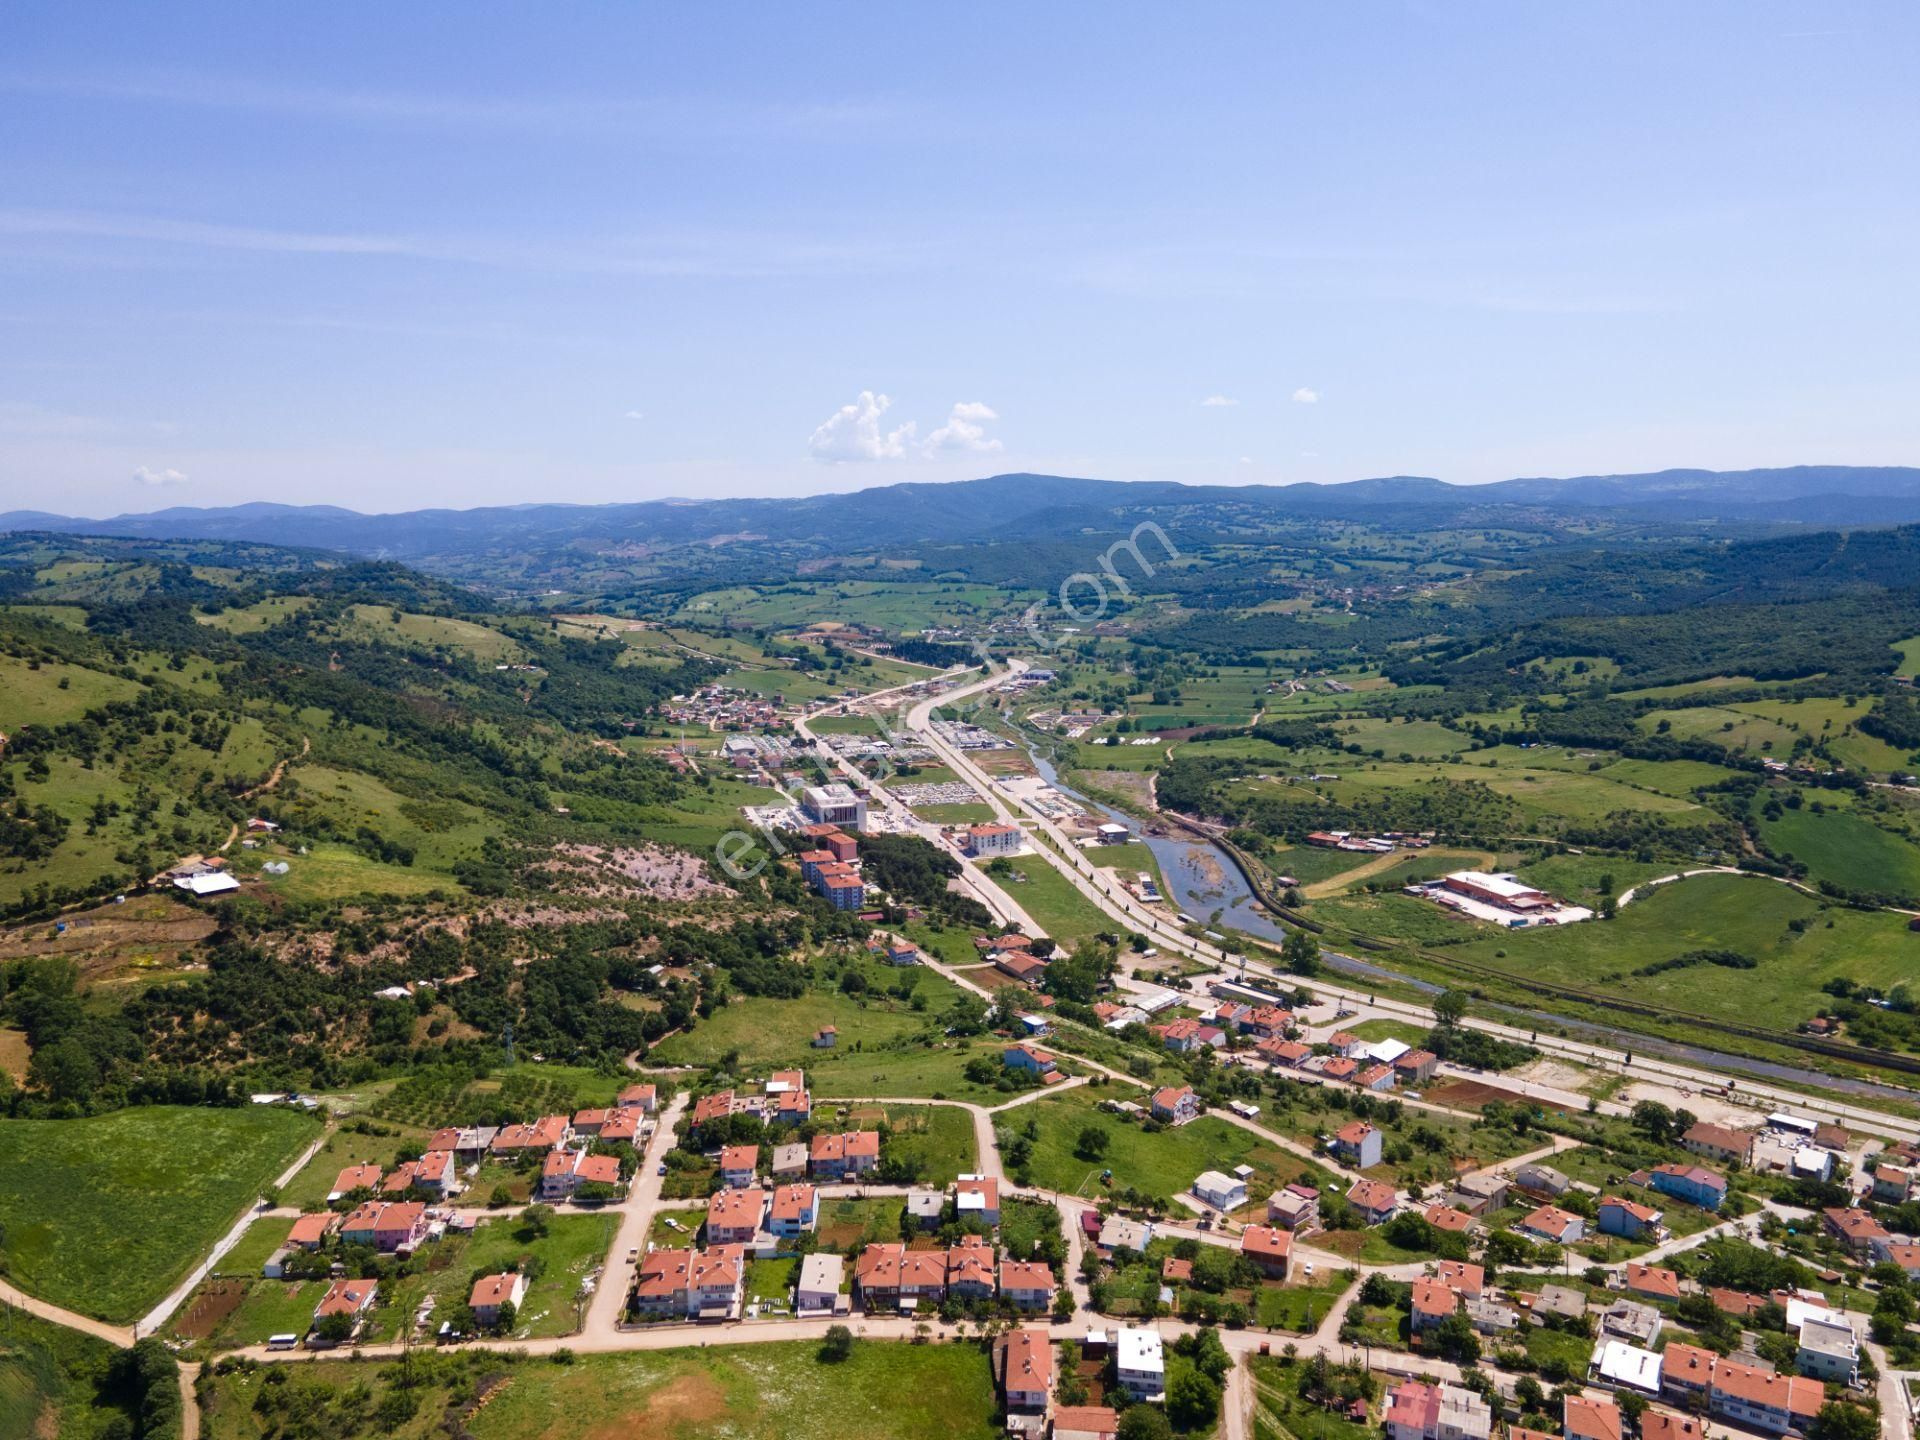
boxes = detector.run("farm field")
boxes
[200,1340,1003,1440]
[1753,804,1920,899]
[0,1105,320,1321]
[1446,871,1920,1030]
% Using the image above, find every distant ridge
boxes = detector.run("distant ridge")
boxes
[6,465,1920,559]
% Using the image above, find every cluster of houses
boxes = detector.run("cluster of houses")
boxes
[633,1172,1060,1325]
[690,1070,818,1131]
[990,1324,1165,1440]
[984,933,1053,987]
[1392,1255,1857,1437]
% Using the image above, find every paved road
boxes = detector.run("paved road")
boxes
[583,1091,689,1338]
[901,666,1920,1142]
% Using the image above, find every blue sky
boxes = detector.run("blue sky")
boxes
[2,2,1916,515]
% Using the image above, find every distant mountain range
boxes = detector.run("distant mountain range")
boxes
[8,465,1920,559]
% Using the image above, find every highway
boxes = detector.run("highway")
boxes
[897,660,1920,1143]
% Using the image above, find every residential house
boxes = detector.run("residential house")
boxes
[1193,1170,1247,1211]
[1000,1260,1057,1312]
[1411,1278,1459,1334]
[773,1089,813,1125]
[719,1145,759,1188]
[996,952,1050,986]
[328,1163,383,1202]
[1115,1326,1165,1401]
[1435,1260,1485,1297]
[490,1115,570,1154]
[631,1245,747,1321]
[1650,1163,1727,1212]
[1001,1325,1053,1421]
[796,1252,844,1315]
[1355,1062,1397,1092]
[287,1212,335,1249]
[1329,1120,1383,1169]
[1880,1241,1920,1277]
[339,1200,427,1253]
[1423,1205,1475,1237]
[945,1236,1000,1302]
[1327,1031,1365,1057]
[1151,1084,1199,1124]
[955,1174,1001,1227]
[1238,1004,1293,1039]
[1450,1172,1508,1215]
[907,1188,946,1229]
[1639,1413,1703,1440]
[1872,1163,1913,1204]
[1465,1297,1520,1335]
[1319,1057,1359,1083]
[1708,1359,1824,1436]
[1599,1298,1664,1348]
[1659,1342,1717,1408]
[1598,1196,1664,1241]
[1532,1284,1588,1323]
[616,1082,657,1112]
[813,1026,838,1048]
[1004,1044,1060,1078]
[1267,1184,1320,1230]
[1797,1314,1859,1386]
[1259,1038,1312,1067]
[539,1148,624,1201]
[469,1272,527,1327]
[1680,1121,1753,1167]
[312,1278,377,1334]
[1099,1215,1150,1253]
[691,1091,735,1128]
[1519,1204,1585,1245]
[1347,1178,1399,1225]
[1383,1380,1493,1440]
[1514,1162,1571,1198]
[571,1108,612,1136]
[767,1183,818,1238]
[1394,1049,1439,1085]
[770,1142,808,1181]
[1240,1225,1293,1279]
[852,1244,950,1310]
[1625,1264,1681,1303]
[1153,1017,1226,1053]
[1564,1394,1624,1440]
[705,1188,766,1245]
[1822,1206,1890,1257]
[809,1130,881,1180]
[600,1111,641,1146]
[1053,1407,1120,1440]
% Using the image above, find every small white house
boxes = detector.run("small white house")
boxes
[1193,1170,1248,1212]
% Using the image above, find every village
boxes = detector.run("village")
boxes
[154,942,1915,1440]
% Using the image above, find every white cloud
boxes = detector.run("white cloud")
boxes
[921,401,1002,456]
[809,390,916,463]
[1291,387,1320,405]
[1200,395,1238,407]
[133,464,187,486]
[623,409,645,421]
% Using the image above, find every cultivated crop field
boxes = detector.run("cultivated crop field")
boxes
[0,1105,319,1321]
